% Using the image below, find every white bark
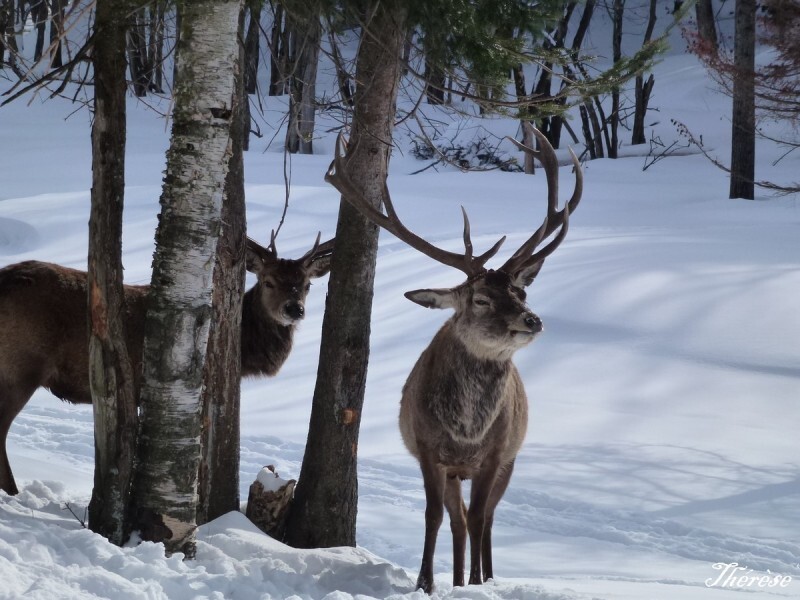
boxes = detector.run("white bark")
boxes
[134,0,244,557]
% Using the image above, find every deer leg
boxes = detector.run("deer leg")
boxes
[443,474,467,587]
[480,460,515,582]
[0,380,36,495]
[416,454,446,594]
[467,457,501,586]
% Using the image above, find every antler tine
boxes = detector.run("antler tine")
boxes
[325,133,505,278]
[300,231,335,266]
[500,123,583,276]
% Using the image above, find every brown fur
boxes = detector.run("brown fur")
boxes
[400,269,540,593]
[0,251,330,495]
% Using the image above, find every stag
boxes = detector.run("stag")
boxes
[0,234,332,495]
[325,126,582,593]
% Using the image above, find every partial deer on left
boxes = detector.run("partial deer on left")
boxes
[0,234,333,495]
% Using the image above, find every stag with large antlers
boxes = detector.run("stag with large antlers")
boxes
[0,233,333,495]
[326,125,582,593]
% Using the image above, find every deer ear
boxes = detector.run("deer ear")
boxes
[307,255,332,279]
[245,247,265,274]
[404,288,457,310]
[512,261,544,288]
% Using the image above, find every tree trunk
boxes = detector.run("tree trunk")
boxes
[87,0,137,547]
[244,0,261,95]
[284,1,407,549]
[730,0,756,199]
[609,0,624,158]
[48,0,65,69]
[631,0,657,145]
[132,0,243,557]
[286,6,321,154]
[31,0,46,63]
[128,7,149,97]
[695,0,718,52]
[148,1,167,94]
[268,2,289,96]
[197,5,247,527]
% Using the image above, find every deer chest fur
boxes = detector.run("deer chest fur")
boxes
[407,328,513,449]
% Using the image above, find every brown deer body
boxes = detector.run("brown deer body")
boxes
[325,126,582,593]
[0,236,332,495]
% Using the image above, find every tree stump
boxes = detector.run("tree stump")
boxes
[245,465,295,540]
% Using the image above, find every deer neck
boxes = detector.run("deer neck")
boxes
[424,322,513,444]
[240,286,294,377]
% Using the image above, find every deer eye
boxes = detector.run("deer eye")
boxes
[263,280,275,289]
[305,283,312,292]
[474,296,490,307]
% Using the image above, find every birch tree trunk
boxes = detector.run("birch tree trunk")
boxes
[197,6,247,527]
[132,0,243,557]
[87,0,137,546]
[284,1,407,549]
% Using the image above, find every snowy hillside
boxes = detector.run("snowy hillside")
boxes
[2,10,800,600]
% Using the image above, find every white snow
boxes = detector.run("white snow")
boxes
[2,12,800,600]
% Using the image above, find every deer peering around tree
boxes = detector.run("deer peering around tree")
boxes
[0,233,333,496]
[325,126,582,593]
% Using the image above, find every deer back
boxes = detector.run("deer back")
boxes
[0,261,148,405]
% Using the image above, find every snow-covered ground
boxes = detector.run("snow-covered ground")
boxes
[2,18,799,600]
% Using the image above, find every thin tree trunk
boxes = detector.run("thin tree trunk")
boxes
[128,7,149,97]
[287,7,321,154]
[609,0,624,158]
[284,1,408,548]
[48,0,65,69]
[244,0,261,95]
[148,1,167,94]
[87,0,137,547]
[730,0,756,199]
[132,0,243,557]
[695,0,718,52]
[631,0,657,145]
[269,2,288,96]
[31,0,46,63]
[197,5,247,527]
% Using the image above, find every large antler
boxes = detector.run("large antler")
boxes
[499,123,583,276]
[325,134,506,278]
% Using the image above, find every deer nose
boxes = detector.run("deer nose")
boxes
[284,301,305,321]
[524,314,542,333]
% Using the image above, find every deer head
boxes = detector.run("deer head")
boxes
[324,125,582,359]
[245,232,333,327]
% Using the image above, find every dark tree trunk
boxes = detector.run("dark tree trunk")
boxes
[268,2,289,96]
[87,0,137,547]
[631,0,657,145]
[730,0,756,199]
[128,7,149,97]
[244,0,261,95]
[148,1,167,94]
[609,0,624,158]
[31,0,46,63]
[197,6,247,527]
[531,2,576,146]
[695,0,718,52]
[48,0,65,69]
[328,25,354,106]
[286,7,321,154]
[550,0,595,151]
[284,2,408,549]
